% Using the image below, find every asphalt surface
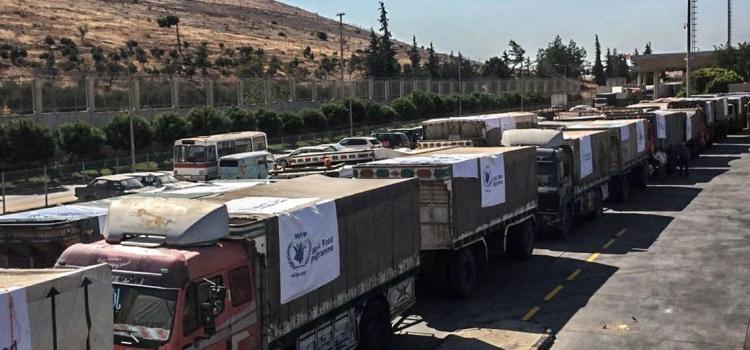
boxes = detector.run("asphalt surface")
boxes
[394,131,750,349]
[0,185,79,214]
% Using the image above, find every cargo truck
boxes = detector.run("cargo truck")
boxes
[353,147,538,296]
[1,263,113,350]
[557,119,649,202]
[419,112,537,148]
[56,175,421,350]
[502,129,610,237]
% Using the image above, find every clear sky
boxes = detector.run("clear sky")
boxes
[283,0,749,63]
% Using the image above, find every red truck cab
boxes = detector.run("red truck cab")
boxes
[57,240,260,349]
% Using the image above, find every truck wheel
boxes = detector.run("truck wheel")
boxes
[632,165,649,189]
[611,176,630,202]
[509,220,535,259]
[359,300,392,350]
[555,205,572,239]
[448,249,476,298]
[589,190,604,219]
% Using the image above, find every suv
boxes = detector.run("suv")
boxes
[372,132,411,149]
[75,175,148,201]
[389,127,423,147]
[337,137,382,150]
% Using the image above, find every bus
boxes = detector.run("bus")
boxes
[174,131,268,181]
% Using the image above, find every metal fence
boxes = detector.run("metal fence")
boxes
[0,76,580,118]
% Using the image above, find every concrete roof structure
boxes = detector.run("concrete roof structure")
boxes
[630,51,715,72]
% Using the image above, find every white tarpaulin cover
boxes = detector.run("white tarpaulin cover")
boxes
[620,125,630,141]
[278,200,340,304]
[656,115,667,139]
[500,117,517,132]
[685,116,693,141]
[0,204,108,222]
[226,196,318,215]
[0,288,31,350]
[579,135,593,179]
[636,120,646,152]
[480,153,506,207]
[368,154,483,178]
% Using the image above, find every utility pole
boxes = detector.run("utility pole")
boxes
[727,0,732,46]
[458,55,462,117]
[127,57,136,167]
[337,12,353,136]
[686,0,693,97]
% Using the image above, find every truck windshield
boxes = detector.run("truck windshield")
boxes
[175,145,208,163]
[537,161,559,187]
[113,284,177,348]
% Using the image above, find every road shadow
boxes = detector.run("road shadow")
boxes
[395,255,616,349]
[611,185,702,212]
[687,155,741,168]
[535,212,673,255]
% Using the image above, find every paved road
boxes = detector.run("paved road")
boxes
[394,132,750,349]
[0,186,79,214]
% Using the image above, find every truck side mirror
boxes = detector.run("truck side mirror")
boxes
[200,302,216,335]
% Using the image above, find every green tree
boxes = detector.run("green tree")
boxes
[390,97,417,120]
[593,35,606,85]
[280,112,304,135]
[365,102,398,124]
[604,48,612,77]
[156,15,183,58]
[535,35,587,78]
[377,2,398,77]
[104,113,153,151]
[255,109,283,136]
[426,42,439,78]
[409,36,421,76]
[224,107,257,131]
[152,112,192,145]
[320,102,349,127]
[187,107,230,135]
[2,120,57,164]
[365,29,381,77]
[507,40,526,76]
[57,122,106,159]
[713,42,750,81]
[691,68,744,93]
[297,108,327,132]
[643,42,652,54]
[481,56,511,78]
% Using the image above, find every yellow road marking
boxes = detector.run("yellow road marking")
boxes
[616,228,627,237]
[566,268,582,281]
[543,285,565,301]
[521,306,541,321]
[602,239,616,249]
[586,252,600,262]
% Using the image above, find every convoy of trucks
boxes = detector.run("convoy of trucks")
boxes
[1,92,748,349]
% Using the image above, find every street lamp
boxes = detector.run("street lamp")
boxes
[337,12,353,136]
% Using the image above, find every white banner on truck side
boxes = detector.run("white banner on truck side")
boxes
[368,154,482,178]
[636,120,646,152]
[619,125,630,141]
[686,116,693,141]
[480,154,506,207]
[656,115,667,139]
[579,135,593,179]
[0,288,32,350]
[279,200,340,304]
[500,117,516,132]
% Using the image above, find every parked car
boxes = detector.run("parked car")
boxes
[125,172,184,188]
[74,175,148,201]
[373,132,411,149]
[218,151,274,179]
[337,137,382,150]
[275,145,340,168]
[389,126,424,147]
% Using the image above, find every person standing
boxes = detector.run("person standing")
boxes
[677,142,690,176]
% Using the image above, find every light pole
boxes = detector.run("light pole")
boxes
[457,55,462,117]
[127,56,136,168]
[337,12,353,136]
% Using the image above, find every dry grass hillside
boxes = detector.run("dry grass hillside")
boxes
[0,0,430,77]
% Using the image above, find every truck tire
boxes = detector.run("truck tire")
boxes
[359,299,392,350]
[632,165,649,189]
[509,220,535,260]
[448,249,476,298]
[611,176,630,202]
[589,189,604,219]
[554,205,572,239]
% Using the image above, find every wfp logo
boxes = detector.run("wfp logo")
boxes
[286,231,312,269]
[483,165,492,187]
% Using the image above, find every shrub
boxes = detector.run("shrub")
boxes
[317,32,328,41]
[152,112,192,145]
[224,107,257,131]
[474,93,497,111]
[340,98,367,124]
[280,112,304,135]
[57,122,106,159]
[444,95,459,114]
[691,68,743,94]
[460,94,480,112]
[298,108,327,132]
[255,108,283,136]
[430,94,447,114]
[1,120,57,164]
[320,102,349,127]
[187,107,230,135]
[390,97,417,120]
[104,113,153,151]
[365,102,398,124]
[408,91,436,115]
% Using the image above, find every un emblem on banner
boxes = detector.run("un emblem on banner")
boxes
[483,165,493,186]
[287,232,312,269]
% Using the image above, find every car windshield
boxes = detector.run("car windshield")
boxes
[121,179,143,189]
[174,145,208,163]
[157,175,177,184]
[113,284,177,348]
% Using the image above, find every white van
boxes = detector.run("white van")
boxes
[218,151,273,179]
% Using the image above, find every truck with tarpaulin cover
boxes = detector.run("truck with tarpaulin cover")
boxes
[353,147,538,296]
[0,180,269,268]
[1,264,113,350]
[502,129,610,237]
[56,175,421,350]
[653,97,720,142]
[419,112,537,148]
